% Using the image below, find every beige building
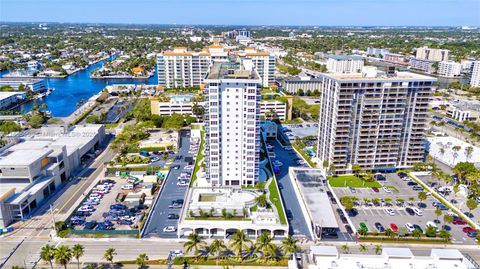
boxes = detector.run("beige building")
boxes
[416,46,449,61]
[316,68,436,174]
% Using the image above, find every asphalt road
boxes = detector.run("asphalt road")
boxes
[142,130,193,238]
[270,139,312,239]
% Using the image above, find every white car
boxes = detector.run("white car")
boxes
[403,177,411,182]
[177,181,189,186]
[163,226,177,233]
[79,205,94,212]
[426,221,438,231]
[382,186,392,193]
[89,193,102,199]
[121,184,134,190]
[384,208,395,216]
[171,250,184,257]
[273,161,283,167]
[413,207,423,216]
[405,223,415,233]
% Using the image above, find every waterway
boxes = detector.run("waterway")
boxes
[0,60,157,117]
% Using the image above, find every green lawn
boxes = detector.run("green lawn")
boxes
[292,144,316,167]
[190,130,204,186]
[268,179,287,224]
[328,175,382,188]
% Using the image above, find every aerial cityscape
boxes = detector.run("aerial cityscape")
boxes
[0,1,479,269]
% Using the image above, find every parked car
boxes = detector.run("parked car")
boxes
[121,184,134,190]
[286,210,294,220]
[467,232,478,238]
[168,214,179,219]
[359,222,368,232]
[384,208,395,216]
[407,182,418,186]
[405,223,415,233]
[413,224,423,233]
[390,223,398,232]
[463,227,477,233]
[177,180,189,186]
[349,187,356,193]
[163,226,177,233]
[110,204,127,210]
[171,250,184,257]
[371,187,379,193]
[345,225,353,234]
[374,222,385,232]
[116,193,126,202]
[374,173,386,181]
[83,221,97,230]
[405,208,415,216]
[426,221,439,231]
[452,218,467,225]
[413,208,423,216]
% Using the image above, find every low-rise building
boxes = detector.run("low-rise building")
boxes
[383,53,407,65]
[261,121,277,139]
[0,124,105,227]
[0,92,26,110]
[366,47,390,57]
[438,61,462,77]
[283,76,322,94]
[326,55,364,74]
[446,105,477,121]
[150,94,202,117]
[260,100,288,121]
[0,77,47,92]
[308,246,475,269]
[410,58,436,73]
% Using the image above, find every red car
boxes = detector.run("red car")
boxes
[453,218,467,225]
[463,227,477,233]
[390,223,398,232]
[372,187,379,193]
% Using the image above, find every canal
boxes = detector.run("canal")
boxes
[0,60,157,117]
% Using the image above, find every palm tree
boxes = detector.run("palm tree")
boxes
[254,232,277,260]
[183,232,206,260]
[209,239,227,265]
[435,207,442,222]
[412,228,423,239]
[40,244,56,269]
[439,229,451,242]
[72,244,85,269]
[229,230,252,260]
[443,214,453,225]
[103,248,117,268]
[255,194,268,208]
[281,235,299,258]
[374,245,382,255]
[465,146,474,161]
[135,253,149,268]
[385,228,395,238]
[418,191,427,206]
[340,244,349,254]
[54,245,72,269]
[359,244,368,253]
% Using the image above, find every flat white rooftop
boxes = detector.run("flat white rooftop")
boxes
[0,147,52,166]
[0,91,24,100]
[321,71,436,82]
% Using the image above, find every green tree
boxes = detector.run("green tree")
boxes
[452,162,478,182]
[439,229,451,242]
[183,232,206,260]
[340,196,354,211]
[40,244,56,269]
[0,121,21,134]
[72,244,85,269]
[359,244,368,253]
[465,146,474,161]
[135,253,149,268]
[340,244,349,254]
[103,248,117,268]
[209,239,227,265]
[418,191,427,205]
[54,246,72,269]
[466,198,478,212]
[352,164,361,176]
[374,245,382,255]
[443,214,453,225]
[412,228,423,239]
[425,226,437,237]
[228,230,252,260]
[435,207,442,222]
[254,232,277,260]
[385,228,395,238]
[255,194,268,208]
[281,235,299,257]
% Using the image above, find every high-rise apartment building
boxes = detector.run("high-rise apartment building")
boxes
[470,61,480,87]
[416,46,449,62]
[204,60,261,187]
[157,46,275,88]
[438,61,462,78]
[316,68,436,174]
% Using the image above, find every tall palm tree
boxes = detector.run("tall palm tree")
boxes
[255,194,268,208]
[183,232,206,260]
[72,244,85,269]
[103,248,117,268]
[359,244,368,253]
[135,253,149,268]
[281,235,299,258]
[40,244,56,269]
[209,239,227,265]
[254,232,277,260]
[54,245,72,269]
[340,244,349,254]
[374,245,382,255]
[229,230,252,260]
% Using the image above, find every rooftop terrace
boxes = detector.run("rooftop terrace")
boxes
[206,61,260,80]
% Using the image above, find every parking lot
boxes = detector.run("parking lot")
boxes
[142,130,197,238]
[282,122,318,138]
[331,173,478,245]
[69,174,151,232]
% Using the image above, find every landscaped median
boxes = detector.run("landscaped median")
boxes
[190,130,205,186]
[328,175,382,188]
[268,178,287,225]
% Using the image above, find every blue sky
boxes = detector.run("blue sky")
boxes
[1,0,479,26]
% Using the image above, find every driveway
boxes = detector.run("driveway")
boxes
[142,129,193,238]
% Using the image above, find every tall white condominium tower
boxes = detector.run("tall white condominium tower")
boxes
[316,67,436,174]
[204,60,261,187]
[470,61,480,87]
